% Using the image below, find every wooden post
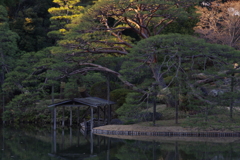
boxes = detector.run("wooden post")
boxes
[77,126,80,147]
[52,129,57,153]
[62,106,65,127]
[230,76,234,119]
[153,99,156,126]
[104,105,106,123]
[70,127,72,145]
[106,74,110,101]
[84,118,86,129]
[98,106,100,126]
[70,107,72,126]
[91,107,93,131]
[106,73,110,124]
[53,107,57,130]
[77,107,80,125]
[90,131,93,155]
[110,105,112,122]
[107,105,111,124]
[61,128,65,149]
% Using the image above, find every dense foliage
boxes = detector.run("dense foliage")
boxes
[0,0,240,124]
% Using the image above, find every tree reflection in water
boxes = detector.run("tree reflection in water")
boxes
[1,125,240,159]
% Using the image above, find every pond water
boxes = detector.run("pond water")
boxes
[1,125,240,160]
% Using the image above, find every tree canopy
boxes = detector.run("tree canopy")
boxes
[1,0,240,123]
[120,33,240,107]
[58,0,201,56]
[0,5,19,75]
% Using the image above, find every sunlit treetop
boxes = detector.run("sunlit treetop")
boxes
[48,0,85,40]
[59,0,201,57]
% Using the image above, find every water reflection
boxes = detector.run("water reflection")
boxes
[1,125,240,160]
[50,127,105,159]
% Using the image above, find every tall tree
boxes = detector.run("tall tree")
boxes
[0,5,19,80]
[55,0,201,107]
[120,33,240,109]
[0,5,19,120]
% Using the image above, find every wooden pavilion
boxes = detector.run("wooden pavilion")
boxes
[48,97,115,131]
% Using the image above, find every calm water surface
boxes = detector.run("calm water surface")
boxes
[1,125,240,160]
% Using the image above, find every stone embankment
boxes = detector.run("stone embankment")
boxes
[93,129,240,137]
[93,125,240,137]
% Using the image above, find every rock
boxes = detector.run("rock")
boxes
[208,89,225,97]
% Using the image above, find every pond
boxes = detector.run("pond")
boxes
[1,125,240,160]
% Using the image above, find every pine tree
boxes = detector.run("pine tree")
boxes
[0,5,19,121]
[120,33,240,118]
[8,0,54,52]
[58,0,201,57]
[47,0,85,41]
[0,5,19,77]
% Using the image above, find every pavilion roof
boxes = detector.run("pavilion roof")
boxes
[48,97,115,108]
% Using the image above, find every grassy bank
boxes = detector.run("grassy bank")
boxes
[138,104,240,132]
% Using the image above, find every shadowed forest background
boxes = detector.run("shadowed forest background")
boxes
[0,0,240,128]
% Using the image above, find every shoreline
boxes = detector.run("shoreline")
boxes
[94,133,240,143]
[92,124,240,141]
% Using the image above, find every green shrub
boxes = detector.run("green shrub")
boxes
[110,88,135,107]
[116,92,147,123]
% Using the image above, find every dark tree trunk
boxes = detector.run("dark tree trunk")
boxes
[165,95,176,108]
[230,76,234,119]
[153,98,156,126]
